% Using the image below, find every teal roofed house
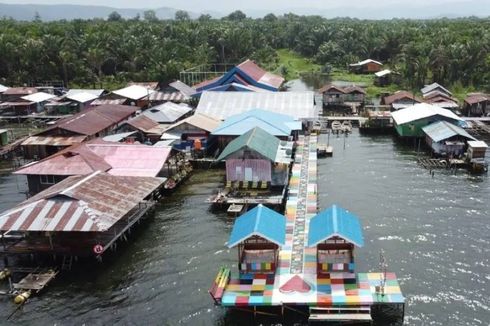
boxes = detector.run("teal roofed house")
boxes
[391,103,464,138]
[422,121,476,157]
[308,205,364,273]
[212,109,301,150]
[217,127,293,189]
[227,204,286,273]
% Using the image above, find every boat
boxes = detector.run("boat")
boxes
[331,120,342,134]
[341,120,352,133]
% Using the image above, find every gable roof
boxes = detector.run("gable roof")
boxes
[39,104,139,136]
[421,82,452,96]
[391,103,463,126]
[143,102,192,124]
[124,115,159,132]
[15,142,171,178]
[168,80,196,97]
[113,85,154,101]
[164,113,221,134]
[196,91,317,121]
[65,92,99,103]
[21,92,56,103]
[0,171,164,233]
[227,204,286,248]
[382,91,422,106]
[217,127,280,162]
[465,94,488,105]
[0,84,9,93]
[422,121,476,143]
[349,59,382,67]
[308,204,364,247]
[318,84,346,94]
[212,109,300,137]
[344,86,366,95]
[195,59,284,92]
[375,69,392,77]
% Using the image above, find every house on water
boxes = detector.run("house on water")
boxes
[15,141,174,195]
[308,205,364,274]
[0,171,164,258]
[381,91,422,111]
[211,109,301,150]
[227,204,286,274]
[212,127,293,206]
[349,59,383,74]
[466,140,488,173]
[20,92,57,113]
[422,121,476,157]
[463,94,488,117]
[21,104,140,159]
[391,103,464,138]
[319,84,366,112]
[117,115,166,144]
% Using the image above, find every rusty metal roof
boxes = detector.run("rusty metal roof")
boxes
[382,91,422,106]
[2,87,37,95]
[125,115,159,132]
[0,171,164,232]
[148,91,187,102]
[38,105,139,136]
[21,135,87,146]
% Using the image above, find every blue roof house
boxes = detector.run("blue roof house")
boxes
[212,109,302,150]
[308,205,364,273]
[227,204,286,274]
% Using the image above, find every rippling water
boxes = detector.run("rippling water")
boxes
[0,131,488,325]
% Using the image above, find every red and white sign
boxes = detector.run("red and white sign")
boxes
[93,244,104,255]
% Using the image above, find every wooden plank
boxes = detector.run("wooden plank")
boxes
[309,313,372,321]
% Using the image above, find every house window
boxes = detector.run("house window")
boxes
[40,175,56,185]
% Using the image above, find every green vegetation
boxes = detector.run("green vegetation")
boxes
[276,49,321,79]
[0,15,488,96]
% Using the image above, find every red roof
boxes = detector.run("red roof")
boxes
[344,86,366,95]
[465,94,488,105]
[382,91,422,105]
[318,84,346,94]
[237,59,284,89]
[318,84,366,95]
[40,104,139,136]
[125,115,159,132]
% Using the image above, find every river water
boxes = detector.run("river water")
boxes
[0,130,488,325]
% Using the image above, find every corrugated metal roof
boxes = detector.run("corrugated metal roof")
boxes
[168,80,196,97]
[217,127,280,162]
[91,98,126,106]
[103,131,137,142]
[66,92,99,103]
[421,83,452,96]
[0,171,164,232]
[468,140,488,148]
[196,91,317,120]
[391,103,463,126]
[143,102,192,123]
[308,205,364,247]
[16,142,171,178]
[148,91,187,102]
[125,115,159,132]
[113,85,154,101]
[127,81,159,90]
[65,89,105,97]
[21,92,56,103]
[237,59,284,89]
[382,91,422,106]
[349,59,382,66]
[2,87,37,95]
[227,204,286,248]
[21,135,87,146]
[40,104,139,136]
[422,121,476,143]
[164,113,221,134]
[465,94,488,105]
[212,109,299,136]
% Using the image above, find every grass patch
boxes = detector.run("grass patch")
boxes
[276,49,321,80]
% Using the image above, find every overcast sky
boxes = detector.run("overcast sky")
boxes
[0,0,477,11]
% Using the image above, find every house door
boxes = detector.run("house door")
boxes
[244,167,253,181]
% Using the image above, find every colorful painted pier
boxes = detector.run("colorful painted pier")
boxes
[210,136,405,323]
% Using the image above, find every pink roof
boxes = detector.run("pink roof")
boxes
[15,142,171,178]
[238,59,284,89]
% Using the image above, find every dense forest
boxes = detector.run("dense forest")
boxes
[0,12,489,92]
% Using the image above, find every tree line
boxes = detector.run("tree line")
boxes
[0,12,488,92]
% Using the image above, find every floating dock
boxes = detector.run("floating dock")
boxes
[210,136,405,323]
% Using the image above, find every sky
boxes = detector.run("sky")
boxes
[0,0,475,11]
